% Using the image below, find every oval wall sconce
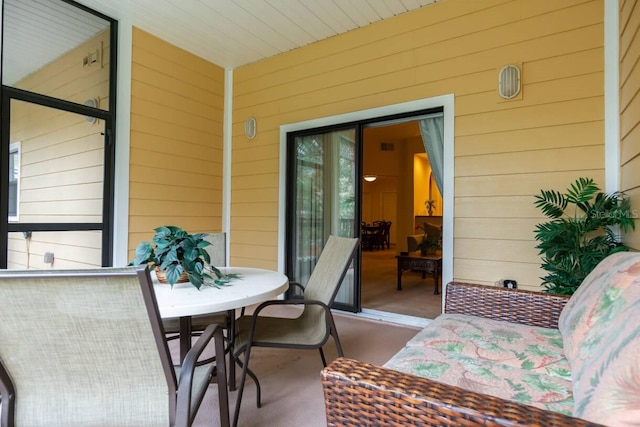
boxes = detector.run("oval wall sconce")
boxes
[498,64,521,99]
[245,117,257,139]
[363,175,377,182]
[83,98,99,124]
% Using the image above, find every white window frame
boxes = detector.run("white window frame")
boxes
[8,141,20,222]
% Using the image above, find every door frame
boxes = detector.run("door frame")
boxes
[279,94,455,315]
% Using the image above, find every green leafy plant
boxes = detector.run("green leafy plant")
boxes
[425,199,436,216]
[129,225,235,289]
[533,177,635,295]
[415,222,441,254]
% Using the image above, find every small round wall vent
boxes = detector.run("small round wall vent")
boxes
[498,65,521,99]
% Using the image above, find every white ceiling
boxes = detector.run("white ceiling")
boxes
[2,0,438,84]
[2,0,110,84]
[76,0,438,67]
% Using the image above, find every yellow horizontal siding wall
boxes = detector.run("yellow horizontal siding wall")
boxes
[8,31,110,269]
[128,28,225,256]
[15,31,110,109]
[620,0,640,251]
[232,0,605,288]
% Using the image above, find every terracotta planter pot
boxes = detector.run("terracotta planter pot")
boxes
[155,267,189,284]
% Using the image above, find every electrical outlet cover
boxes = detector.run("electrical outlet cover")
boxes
[504,279,517,289]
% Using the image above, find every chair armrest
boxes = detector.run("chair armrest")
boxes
[444,282,570,329]
[322,358,603,427]
[176,324,229,427]
[251,298,329,317]
[286,281,305,300]
[0,362,16,427]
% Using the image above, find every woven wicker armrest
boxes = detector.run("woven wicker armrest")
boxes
[444,281,570,329]
[322,358,602,427]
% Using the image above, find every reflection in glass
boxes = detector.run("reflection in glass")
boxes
[8,143,20,220]
[8,231,102,269]
[2,0,111,110]
[9,99,104,223]
[290,129,357,305]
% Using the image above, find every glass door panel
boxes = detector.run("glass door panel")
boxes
[287,126,359,311]
[8,99,105,224]
[3,99,106,269]
[7,231,102,270]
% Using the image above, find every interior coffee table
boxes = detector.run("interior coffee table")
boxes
[396,253,442,294]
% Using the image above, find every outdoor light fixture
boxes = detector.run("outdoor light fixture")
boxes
[83,98,99,124]
[363,175,377,182]
[245,117,257,139]
[498,64,521,99]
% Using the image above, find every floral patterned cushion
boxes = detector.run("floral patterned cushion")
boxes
[405,314,570,380]
[558,252,637,361]
[384,345,574,415]
[558,252,640,426]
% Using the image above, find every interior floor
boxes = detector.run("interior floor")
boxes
[361,246,442,320]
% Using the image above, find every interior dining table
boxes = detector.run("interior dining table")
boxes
[361,224,383,250]
[153,266,289,387]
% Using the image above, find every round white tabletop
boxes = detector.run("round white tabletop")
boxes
[154,267,289,319]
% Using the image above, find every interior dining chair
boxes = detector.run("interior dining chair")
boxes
[231,235,359,427]
[0,266,229,427]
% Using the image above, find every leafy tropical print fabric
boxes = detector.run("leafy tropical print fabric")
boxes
[384,345,574,415]
[383,314,574,414]
[558,252,630,361]
[405,314,570,380]
[558,252,640,426]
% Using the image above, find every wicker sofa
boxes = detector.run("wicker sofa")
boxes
[322,252,640,426]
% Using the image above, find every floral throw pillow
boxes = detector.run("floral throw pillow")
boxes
[558,252,639,361]
[557,251,640,425]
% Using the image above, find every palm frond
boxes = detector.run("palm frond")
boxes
[534,190,567,218]
[566,177,599,204]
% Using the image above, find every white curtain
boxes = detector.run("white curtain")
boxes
[418,115,444,194]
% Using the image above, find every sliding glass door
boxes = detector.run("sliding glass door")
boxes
[286,125,360,312]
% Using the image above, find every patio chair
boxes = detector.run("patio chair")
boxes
[0,266,229,427]
[231,235,359,427]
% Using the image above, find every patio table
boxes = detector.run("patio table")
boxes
[153,266,289,386]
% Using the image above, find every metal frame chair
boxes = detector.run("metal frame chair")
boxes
[0,266,229,427]
[231,235,359,427]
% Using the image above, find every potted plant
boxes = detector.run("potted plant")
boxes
[425,200,436,216]
[533,177,635,295]
[415,222,441,255]
[129,225,230,289]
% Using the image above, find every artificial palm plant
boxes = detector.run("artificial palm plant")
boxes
[533,177,635,295]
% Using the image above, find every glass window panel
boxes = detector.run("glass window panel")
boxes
[8,230,102,269]
[2,0,111,110]
[9,99,104,224]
